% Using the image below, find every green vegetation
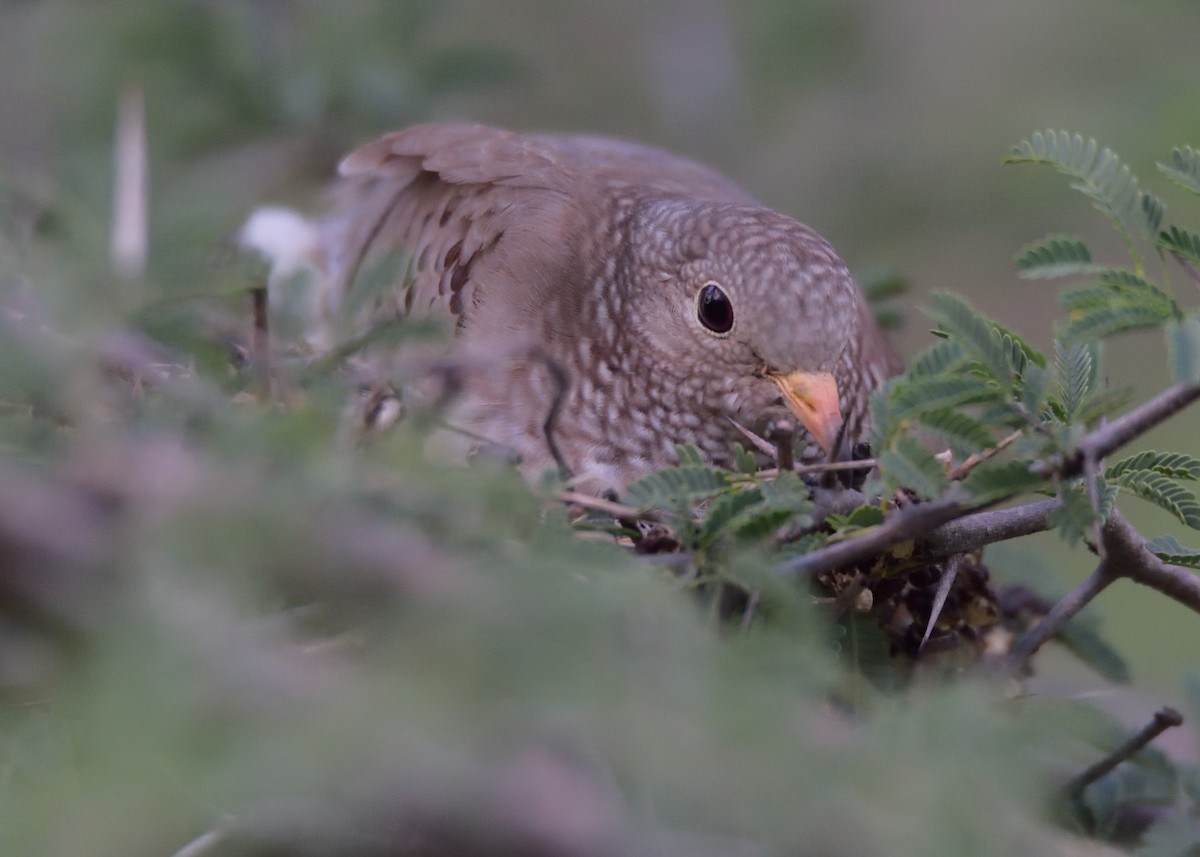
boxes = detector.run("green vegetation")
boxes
[3,3,1200,855]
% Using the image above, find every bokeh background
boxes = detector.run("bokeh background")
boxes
[2,0,1199,718]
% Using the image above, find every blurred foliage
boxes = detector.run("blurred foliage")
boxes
[2,2,1200,856]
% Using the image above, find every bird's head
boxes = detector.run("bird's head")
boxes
[624,199,867,459]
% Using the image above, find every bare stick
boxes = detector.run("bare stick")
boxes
[947,429,1023,480]
[1064,707,1184,801]
[921,498,1059,557]
[557,490,660,523]
[250,282,271,399]
[1003,509,1200,676]
[1103,510,1200,613]
[767,417,795,473]
[1002,558,1120,676]
[779,491,969,577]
[1067,381,1200,474]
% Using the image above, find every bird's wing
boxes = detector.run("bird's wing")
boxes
[325,123,755,324]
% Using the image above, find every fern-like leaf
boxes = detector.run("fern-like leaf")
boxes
[1006,130,1165,250]
[891,375,1003,420]
[757,471,815,512]
[1166,317,1200,384]
[698,487,766,548]
[624,466,731,510]
[926,293,1014,387]
[1060,297,1176,344]
[878,435,949,500]
[1015,235,1100,279]
[1054,341,1095,424]
[906,338,967,379]
[1113,470,1200,529]
[1145,534,1200,569]
[1157,225,1200,265]
[1049,483,1102,546]
[915,409,995,459]
[1074,384,1134,427]
[1057,270,1173,306]
[961,461,1046,503]
[1106,451,1200,481]
[1019,362,1052,415]
[1157,146,1200,197]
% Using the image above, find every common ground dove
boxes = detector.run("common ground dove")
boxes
[312,123,901,491]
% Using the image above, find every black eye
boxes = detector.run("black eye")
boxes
[697,282,734,334]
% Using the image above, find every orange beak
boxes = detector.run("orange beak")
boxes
[767,370,843,456]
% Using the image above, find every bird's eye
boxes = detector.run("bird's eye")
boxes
[696,282,734,334]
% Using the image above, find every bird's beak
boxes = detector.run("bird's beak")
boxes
[767,370,843,456]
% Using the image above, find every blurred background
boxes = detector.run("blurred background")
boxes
[2,0,1199,717]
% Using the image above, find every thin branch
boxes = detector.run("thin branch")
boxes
[1066,381,1200,475]
[1002,557,1120,677]
[921,498,1059,558]
[947,428,1023,480]
[767,417,795,473]
[557,491,660,523]
[250,282,271,399]
[779,490,970,577]
[1104,510,1200,613]
[1064,707,1184,801]
[1002,509,1200,676]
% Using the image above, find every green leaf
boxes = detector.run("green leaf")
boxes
[891,375,1003,420]
[1054,340,1095,424]
[1113,470,1200,529]
[624,466,731,510]
[1060,293,1176,343]
[1156,225,1200,265]
[1006,130,1165,249]
[826,503,886,533]
[878,435,949,500]
[1015,235,1100,279]
[1106,451,1200,481]
[914,409,994,459]
[1166,317,1200,384]
[1074,384,1134,427]
[1058,271,1178,345]
[991,319,1047,373]
[961,460,1046,503]
[1157,145,1200,196]
[1145,534,1200,569]
[926,293,1014,387]
[698,487,766,548]
[676,443,705,466]
[906,337,967,379]
[1019,362,1052,415]
[732,442,758,475]
[732,507,801,540]
[757,470,815,512]
[1049,483,1101,546]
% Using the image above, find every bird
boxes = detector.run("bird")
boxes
[304,123,901,492]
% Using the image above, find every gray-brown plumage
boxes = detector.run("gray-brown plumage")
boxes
[322,123,901,491]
